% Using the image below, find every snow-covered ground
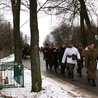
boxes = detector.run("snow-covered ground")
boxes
[0,55,98,98]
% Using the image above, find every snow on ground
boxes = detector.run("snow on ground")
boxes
[0,69,97,98]
[0,55,98,98]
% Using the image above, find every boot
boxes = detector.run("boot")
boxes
[77,69,79,73]
[79,73,82,77]
[87,78,91,83]
[92,79,96,87]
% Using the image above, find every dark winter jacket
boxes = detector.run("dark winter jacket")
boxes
[57,47,66,62]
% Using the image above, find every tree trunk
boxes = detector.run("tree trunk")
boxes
[11,0,22,63]
[79,0,97,46]
[29,0,42,92]
[80,5,87,48]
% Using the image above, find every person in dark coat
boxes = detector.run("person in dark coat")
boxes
[22,44,30,59]
[44,44,53,70]
[52,43,59,72]
[77,43,83,77]
[85,41,98,86]
[57,43,66,76]
[43,44,49,69]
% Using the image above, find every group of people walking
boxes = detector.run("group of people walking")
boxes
[42,41,98,87]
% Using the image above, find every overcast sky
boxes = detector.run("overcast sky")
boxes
[4,8,57,47]
[19,11,57,46]
[3,0,98,47]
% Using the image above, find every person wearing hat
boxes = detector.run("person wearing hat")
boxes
[85,41,98,86]
[62,41,81,81]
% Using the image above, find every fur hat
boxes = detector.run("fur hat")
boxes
[87,41,94,45]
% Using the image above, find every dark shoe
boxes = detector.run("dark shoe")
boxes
[77,69,79,73]
[50,68,52,71]
[55,70,57,73]
[92,84,96,87]
[71,79,74,81]
[68,73,70,78]
[87,78,91,82]
[79,74,82,77]
[92,79,96,87]
[62,74,66,77]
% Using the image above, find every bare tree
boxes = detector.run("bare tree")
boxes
[29,0,42,92]
[50,23,81,46]
[0,19,14,50]
[42,0,98,46]
[11,0,22,63]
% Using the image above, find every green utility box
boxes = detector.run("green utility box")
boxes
[0,62,24,88]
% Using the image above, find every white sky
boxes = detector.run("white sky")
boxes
[4,10,57,47]
[19,11,57,47]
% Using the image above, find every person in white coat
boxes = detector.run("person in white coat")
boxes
[62,41,81,81]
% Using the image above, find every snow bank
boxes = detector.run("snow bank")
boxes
[0,54,98,98]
